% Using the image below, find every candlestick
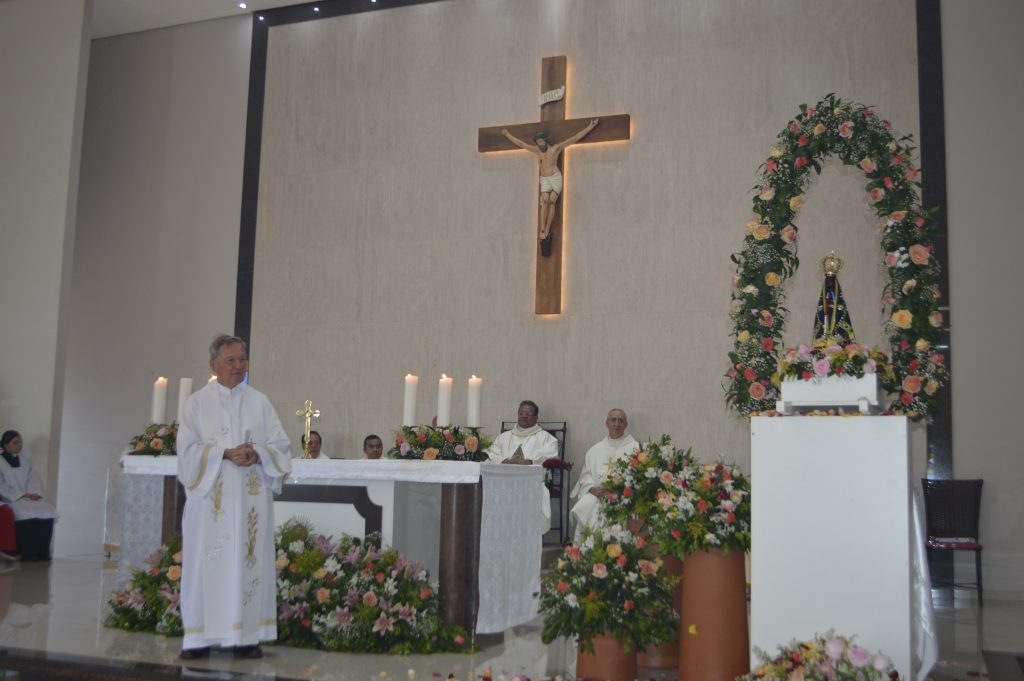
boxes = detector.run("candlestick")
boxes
[176,378,193,423]
[467,375,482,427]
[436,374,453,427]
[403,374,419,426]
[151,377,168,425]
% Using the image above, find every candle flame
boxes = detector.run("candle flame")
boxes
[441,373,449,379]
[471,375,479,379]
[406,373,416,379]
[157,376,167,383]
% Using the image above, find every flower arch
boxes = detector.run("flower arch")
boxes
[724,94,947,420]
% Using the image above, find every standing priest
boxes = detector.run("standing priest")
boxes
[176,334,291,660]
[486,399,560,533]
[569,408,637,542]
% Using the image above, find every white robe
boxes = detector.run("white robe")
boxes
[569,433,638,542]
[0,451,59,521]
[176,381,291,650]
[486,426,560,533]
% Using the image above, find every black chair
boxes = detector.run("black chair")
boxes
[500,421,569,545]
[921,478,984,604]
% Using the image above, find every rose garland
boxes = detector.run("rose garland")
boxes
[725,94,947,420]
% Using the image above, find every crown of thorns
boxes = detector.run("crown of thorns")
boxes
[532,131,550,143]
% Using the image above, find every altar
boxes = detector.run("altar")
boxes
[118,455,544,634]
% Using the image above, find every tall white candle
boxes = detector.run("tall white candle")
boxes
[467,375,482,428]
[176,378,193,423]
[151,377,168,425]
[402,374,419,426]
[436,374,454,427]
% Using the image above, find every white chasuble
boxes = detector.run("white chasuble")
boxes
[569,433,638,542]
[176,382,291,650]
[0,452,59,521]
[486,426,559,534]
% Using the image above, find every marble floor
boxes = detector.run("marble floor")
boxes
[1,556,1021,681]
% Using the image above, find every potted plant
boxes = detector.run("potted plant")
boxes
[740,631,905,680]
[540,523,676,681]
[601,437,752,681]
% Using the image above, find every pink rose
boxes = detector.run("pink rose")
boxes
[748,383,766,400]
[399,442,411,454]
[838,120,854,138]
[759,186,776,201]
[150,438,164,450]
[859,157,877,173]
[780,225,798,243]
[825,638,845,660]
[847,646,873,668]
[882,293,896,305]
[909,244,930,265]
[902,375,923,394]
[869,187,886,202]
[788,121,800,134]
[794,156,808,169]
[929,311,944,327]
[363,591,377,606]
[766,158,778,174]
[889,210,907,222]
[813,359,831,377]
[905,166,919,180]
[758,310,774,327]
[884,251,899,267]
[884,176,895,189]
[797,133,809,146]
[873,654,893,672]
[752,224,772,241]
[592,564,608,579]
[902,279,917,294]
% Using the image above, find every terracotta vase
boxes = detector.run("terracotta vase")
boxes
[637,553,683,669]
[577,633,637,681]
[678,548,749,681]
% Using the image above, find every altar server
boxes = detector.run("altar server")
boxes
[0,430,58,561]
[569,409,638,543]
[486,400,560,533]
[176,334,291,660]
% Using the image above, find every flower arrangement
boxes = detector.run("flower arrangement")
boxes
[540,523,677,654]
[105,521,472,654]
[740,632,903,681]
[105,536,183,635]
[774,343,895,384]
[275,519,471,654]
[600,436,751,560]
[387,425,492,462]
[724,93,947,421]
[129,422,177,456]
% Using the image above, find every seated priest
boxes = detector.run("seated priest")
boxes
[362,434,384,460]
[299,430,329,459]
[0,430,59,562]
[569,409,637,543]
[486,400,560,533]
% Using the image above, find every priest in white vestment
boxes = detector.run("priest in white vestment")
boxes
[569,409,637,543]
[486,400,560,533]
[176,335,291,659]
[0,430,59,561]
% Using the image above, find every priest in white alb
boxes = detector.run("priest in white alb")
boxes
[176,335,292,660]
[486,399,560,533]
[570,408,637,542]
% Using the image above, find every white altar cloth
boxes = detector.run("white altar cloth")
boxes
[119,455,543,633]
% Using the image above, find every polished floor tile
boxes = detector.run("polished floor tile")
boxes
[1,558,1021,681]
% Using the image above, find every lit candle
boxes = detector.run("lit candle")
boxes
[151,377,168,425]
[467,375,482,427]
[402,374,419,426]
[176,378,193,423]
[436,374,454,427]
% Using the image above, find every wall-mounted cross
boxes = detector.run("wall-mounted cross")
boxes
[478,56,630,314]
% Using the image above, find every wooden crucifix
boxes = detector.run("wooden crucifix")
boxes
[478,56,630,314]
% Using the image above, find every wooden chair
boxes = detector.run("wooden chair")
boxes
[921,478,984,604]
[500,421,569,544]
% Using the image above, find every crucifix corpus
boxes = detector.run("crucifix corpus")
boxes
[478,56,630,314]
[295,399,320,459]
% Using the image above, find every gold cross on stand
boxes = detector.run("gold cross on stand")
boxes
[295,399,320,459]
[478,55,630,314]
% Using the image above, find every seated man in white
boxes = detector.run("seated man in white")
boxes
[298,430,329,459]
[486,400,560,533]
[570,408,637,543]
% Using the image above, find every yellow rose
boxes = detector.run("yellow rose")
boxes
[813,123,827,136]
[606,543,623,559]
[915,338,931,352]
[765,272,782,287]
[314,568,327,579]
[890,310,913,329]
[167,565,182,581]
[770,147,783,158]
[464,435,479,453]
[745,219,759,235]
[924,380,939,396]
[789,196,804,212]
[636,450,649,463]
[752,224,772,241]
[423,448,439,460]
[738,330,751,343]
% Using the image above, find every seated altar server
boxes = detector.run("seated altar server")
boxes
[486,400,560,533]
[0,430,59,561]
[569,409,637,543]
[176,334,291,660]
[299,430,329,459]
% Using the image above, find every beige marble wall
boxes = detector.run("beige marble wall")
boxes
[251,0,921,469]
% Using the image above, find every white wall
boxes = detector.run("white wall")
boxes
[0,0,91,494]
[942,0,1024,595]
[55,15,251,556]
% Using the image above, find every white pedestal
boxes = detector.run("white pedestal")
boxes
[750,416,912,680]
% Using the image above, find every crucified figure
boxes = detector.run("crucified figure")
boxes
[502,118,600,255]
